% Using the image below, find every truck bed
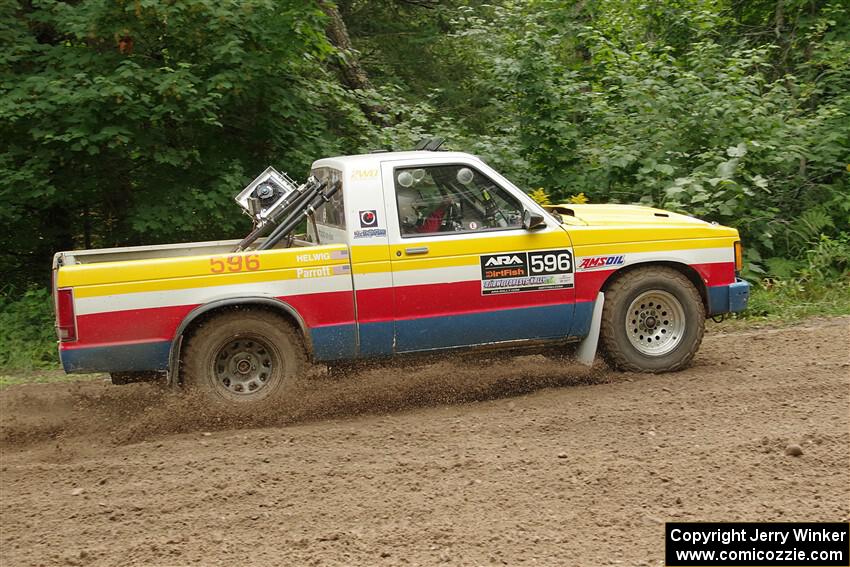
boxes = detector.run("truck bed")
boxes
[53,238,315,268]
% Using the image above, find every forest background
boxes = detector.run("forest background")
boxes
[1,0,848,370]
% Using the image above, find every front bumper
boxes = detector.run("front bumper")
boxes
[707,278,750,316]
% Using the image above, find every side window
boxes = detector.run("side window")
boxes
[394,165,523,237]
[310,167,345,229]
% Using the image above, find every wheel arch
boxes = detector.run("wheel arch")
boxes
[167,297,311,386]
[599,261,709,310]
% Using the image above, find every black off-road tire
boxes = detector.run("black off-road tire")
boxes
[181,310,307,408]
[600,267,705,373]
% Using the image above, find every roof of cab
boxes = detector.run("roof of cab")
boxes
[312,150,480,169]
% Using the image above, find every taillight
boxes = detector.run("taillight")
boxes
[734,241,743,273]
[56,288,77,342]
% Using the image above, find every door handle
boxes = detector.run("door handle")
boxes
[404,246,429,255]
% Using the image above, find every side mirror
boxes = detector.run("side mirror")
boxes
[522,209,546,230]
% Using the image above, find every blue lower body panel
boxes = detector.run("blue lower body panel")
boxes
[311,303,587,361]
[568,301,595,338]
[394,303,577,353]
[310,324,358,361]
[358,321,395,357]
[707,278,751,315]
[65,303,589,369]
[60,340,171,373]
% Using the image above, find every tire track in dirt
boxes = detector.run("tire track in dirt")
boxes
[1,318,848,567]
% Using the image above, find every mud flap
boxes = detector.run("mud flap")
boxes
[575,292,604,367]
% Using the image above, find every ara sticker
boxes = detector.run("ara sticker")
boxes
[479,249,574,295]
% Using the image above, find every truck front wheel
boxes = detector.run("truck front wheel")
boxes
[600,267,705,373]
[181,310,306,407]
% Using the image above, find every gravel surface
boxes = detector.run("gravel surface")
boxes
[1,317,848,567]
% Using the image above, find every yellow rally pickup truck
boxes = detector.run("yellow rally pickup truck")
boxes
[53,148,750,407]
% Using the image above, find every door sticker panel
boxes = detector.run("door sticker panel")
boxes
[480,249,574,295]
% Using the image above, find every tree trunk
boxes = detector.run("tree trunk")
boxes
[319,1,387,125]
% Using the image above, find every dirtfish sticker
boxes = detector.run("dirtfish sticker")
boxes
[577,255,625,271]
[480,249,574,295]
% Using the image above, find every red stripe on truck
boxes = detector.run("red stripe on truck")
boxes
[392,280,574,321]
[67,291,356,349]
[573,261,736,302]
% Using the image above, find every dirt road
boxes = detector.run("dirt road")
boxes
[1,318,848,567]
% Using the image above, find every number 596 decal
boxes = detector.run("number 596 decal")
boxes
[529,250,572,274]
[209,254,260,273]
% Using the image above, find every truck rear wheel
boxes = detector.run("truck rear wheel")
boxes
[600,267,705,372]
[181,310,306,407]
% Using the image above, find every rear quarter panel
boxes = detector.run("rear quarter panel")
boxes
[56,245,354,373]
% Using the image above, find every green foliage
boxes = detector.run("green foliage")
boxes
[408,0,850,275]
[743,279,850,322]
[0,0,372,288]
[740,233,850,321]
[799,233,850,282]
[0,288,57,370]
[4,0,847,285]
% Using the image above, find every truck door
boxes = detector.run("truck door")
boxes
[381,158,577,353]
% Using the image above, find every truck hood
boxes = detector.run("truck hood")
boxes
[544,203,710,228]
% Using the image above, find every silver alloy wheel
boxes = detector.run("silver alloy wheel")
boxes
[625,290,686,356]
[213,336,275,395]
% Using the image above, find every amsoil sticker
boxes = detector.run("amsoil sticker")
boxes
[480,249,574,295]
[577,254,625,271]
